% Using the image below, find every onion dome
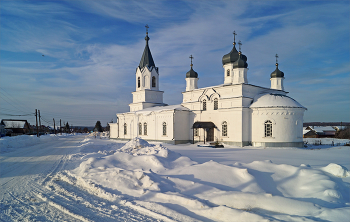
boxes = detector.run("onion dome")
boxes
[186,67,198,78]
[139,28,155,69]
[271,54,284,78]
[270,63,284,78]
[222,44,248,65]
[186,55,198,78]
[232,51,248,68]
[250,93,306,109]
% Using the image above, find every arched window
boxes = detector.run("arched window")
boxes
[162,122,167,136]
[227,69,230,76]
[137,77,140,88]
[265,120,272,137]
[152,76,156,87]
[144,122,147,135]
[203,100,206,111]
[139,123,142,135]
[214,98,218,110]
[222,121,227,136]
[124,123,127,135]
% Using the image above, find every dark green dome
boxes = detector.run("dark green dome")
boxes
[222,45,247,66]
[232,52,248,68]
[186,67,198,78]
[270,64,284,78]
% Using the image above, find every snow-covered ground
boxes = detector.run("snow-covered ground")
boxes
[1,134,349,221]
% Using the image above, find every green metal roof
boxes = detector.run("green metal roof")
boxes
[139,35,155,69]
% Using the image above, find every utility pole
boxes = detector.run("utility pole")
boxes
[38,110,41,135]
[60,119,62,135]
[35,109,39,137]
[53,118,56,134]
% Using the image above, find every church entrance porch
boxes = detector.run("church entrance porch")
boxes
[192,121,216,144]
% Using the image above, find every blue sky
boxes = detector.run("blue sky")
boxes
[1,0,349,127]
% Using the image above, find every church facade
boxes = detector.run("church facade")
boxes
[110,30,307,147]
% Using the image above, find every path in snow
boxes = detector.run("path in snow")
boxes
[0,135,159,221]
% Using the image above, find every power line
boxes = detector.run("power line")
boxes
[0,112,34,116]
[0,87,33,112]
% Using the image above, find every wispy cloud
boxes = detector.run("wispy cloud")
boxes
[0,0,349,125]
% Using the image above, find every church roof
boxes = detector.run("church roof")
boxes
[250,93,306,109]
[270,63,284,78]
[139,34,155,69]
[133,104,189,115]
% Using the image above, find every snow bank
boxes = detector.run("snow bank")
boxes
[0,134,60,153]
[321,163,350,178]
[63,137,350,221]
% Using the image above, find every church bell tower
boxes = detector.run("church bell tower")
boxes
[222,31,248,85]
[129,25,166,112]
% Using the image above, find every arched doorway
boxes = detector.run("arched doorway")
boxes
[192,122,216,144]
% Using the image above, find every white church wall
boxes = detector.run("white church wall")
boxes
[251,107,305,147]
[174,111,191,142]
[109,122,119,138]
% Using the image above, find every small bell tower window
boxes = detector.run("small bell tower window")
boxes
[152,76,156,87]
[138,77,140,88]
[227,69,230,76]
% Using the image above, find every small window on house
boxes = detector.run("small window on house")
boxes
[152,76,156,87]
[227,69,230,76]
[194,128,198,136]
[265,120,272,137]
[222,121,227,136]
[144,122,147,135]
[162,122,167,136]
[137,77,140,88]
[139,123,142,135]
[214,98,218,110]
[203,100,206,111]
[124,123,127,135]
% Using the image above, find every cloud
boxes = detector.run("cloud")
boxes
[1,0,349,125]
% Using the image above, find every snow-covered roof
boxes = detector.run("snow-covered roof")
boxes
[250,93,306,109]
[2,120,27,129]
[132,104,189,115]
[303,129,311,134]
[313,126,336,132]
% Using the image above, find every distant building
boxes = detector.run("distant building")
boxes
[110,29,307,147]
[1,119,31,136]
[303,126,337,138]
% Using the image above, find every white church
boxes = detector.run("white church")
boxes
[110,29,307,147]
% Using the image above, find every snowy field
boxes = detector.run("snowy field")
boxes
[1,134,349,221]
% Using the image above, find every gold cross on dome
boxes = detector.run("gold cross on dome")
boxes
[145,24,149,33]
[275,54,279,63]
[233,31,237,43]
[238,40,242,51]
[189,55,193,67]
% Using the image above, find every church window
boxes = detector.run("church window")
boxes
[194,128,198,136]
[227,69,230,76]
[203,100,206,111]
[152,76,156,87]
[124,123,127,135]
[139,123,142,135]
[222,121,227,136]
[144,122,147,135]
[162,122,167,136]
[138,77,140,88]
[214,98,218,110]
[265,120,272,137]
